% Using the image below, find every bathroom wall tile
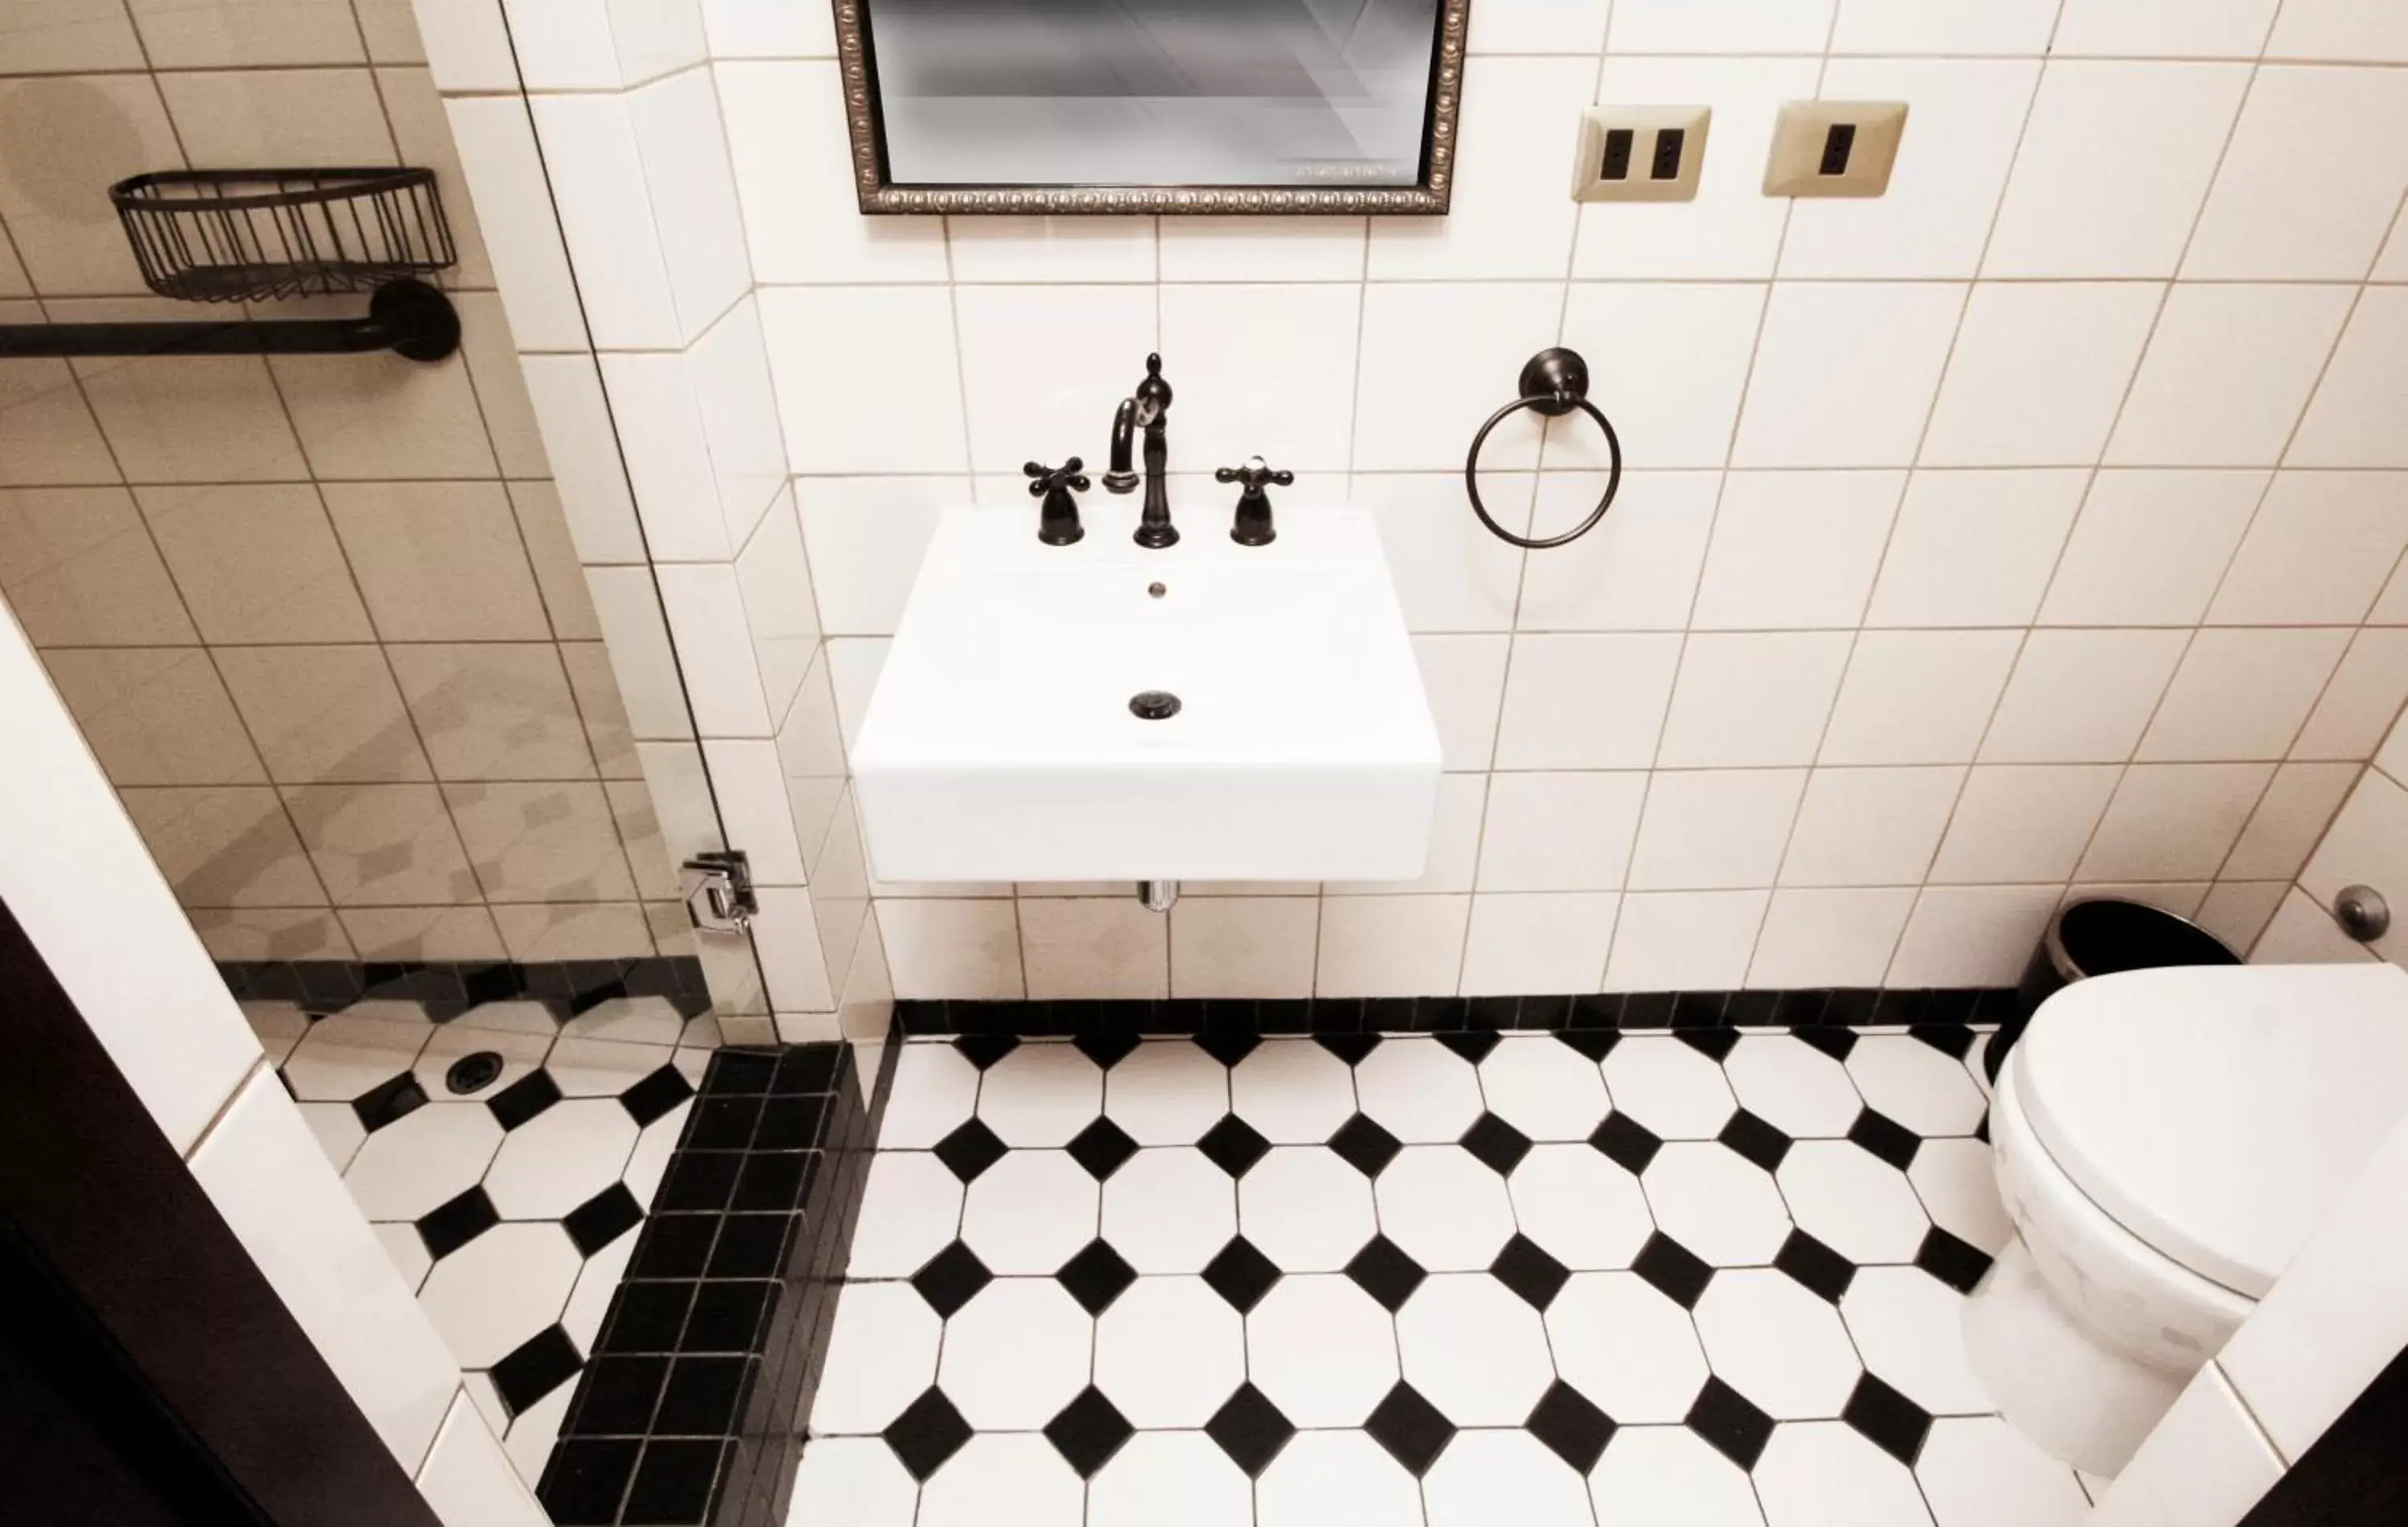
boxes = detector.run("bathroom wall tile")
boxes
[699,738,804,886]
[2079,763,2275,881]
[491,0,615,88]
[75,348,308,484]
[0,488,196,646]
[2210,472,2408,625]
[1820,629,2021,766]
[606,777,679,900]
[2223,761,2359,879]
[2251,886,2378,963]
[417,1391,551,1527]
[734,488,819,724]
[2186,67,2408,281]
[1363,471,1527,634]
[1460,893,1617,996]
[1691,472,1902,630]
[1658,633,1853,769]
[1979,629,2189,764]
[560,641,642,778]
[448,299,540,478]
[1604,890,1769,992]
[120,785,326,907]
[2089,1364,2282,1526]
[1832,0,2058,54]
[947,216,1155,283]
[1930,765,2122,885]
[388,644,596,782]
[1609,0,1835,52]
[269,352,496,481]
[324,481,551,642]
[1353,283,1563,472]
[2107,285,2357,467]
[612,0,708,85]
[1732,283,1967,468]
[811,785,871,970]
[527,94,681,349]
[1329,774,1487,898]
[1158,218,1365,282]
[704,0,836,55]
[445,780,637,903]
[2138,629,2350,762]
[1553,284,1767,471]
[2294,629,2408,760]
[657,562,771,738]
[825,636,888,751]
[754,883,836,1011]
[0,76,183,295]
[877,899,1024,1001]
[157,67,394,166]
[1367,57,1593,282]
[490,902,653,961]
[717,61,949,284]
[2298,768,2408,963]
[1864,470,2084,629]
[506,483,601,642]
[1316,894,1470,999]
[1628,770,1808,893]
[635,740,722,879]
[1515,471,1718,633]
[691,298,791,548]
[517,359,646,570]
[1781,59,2038,280]
[214,645,427,784]
[44,647,264,787]
[2037,470,2267,626]
[1749,888,1918,989]
[955,285,1156,474]
[1780,768,1963,888]
[1478,772,1646,894]
[340,905,510,963]
[2195,882,2289,954]
[1887,886,2060,987]
[1159,284,1360,474]
[627,67,751,342]
[1169,896,1320,999]
[1413,633,1512,771]
[1983,62,2251,278]
[1493,633,1681,771]
[2053,0,2280,58]
[0,0,144,72]
[188,906,352,962]
[596,350,733,561]
[1576,58,1820,280]
[0,356,118,485]
[443,98,587,352]
[1469,0,1609,52]
[1019,896,1169,1000]
[2268,0,2408,62]
[283,783,479,907]
[2290,290,2408,469]
[139,484,373,644]
[763,287,966,474]
[1921,284,2162,467]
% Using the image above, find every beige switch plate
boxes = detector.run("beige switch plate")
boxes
[1764,100,1908,197]
[1571,105,1710,203]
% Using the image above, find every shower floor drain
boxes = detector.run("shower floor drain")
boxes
[445,1050,505,1095]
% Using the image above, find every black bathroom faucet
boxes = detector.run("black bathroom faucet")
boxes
[1104,352,1177,548]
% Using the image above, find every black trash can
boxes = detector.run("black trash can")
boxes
[1982,896,2241,1083]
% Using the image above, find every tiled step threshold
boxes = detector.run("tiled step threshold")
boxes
[220,956,713,1024]
[536,1039,898,1527]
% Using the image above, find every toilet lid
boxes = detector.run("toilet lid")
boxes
[2014,963,2408,1298]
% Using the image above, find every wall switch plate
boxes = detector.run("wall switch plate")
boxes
[1572,106,1710,203]
[1764,100,1907,197]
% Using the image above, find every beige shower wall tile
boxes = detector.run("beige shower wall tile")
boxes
[492,902,655,960]
[138,483,372,644]
[0,487,196,646]
[121,786,326,907]
[444,780,637,903]
[606,778,680,900]
[388,643,595,780]
[44,647,263,786]
[562,641,641,779]
[339,906,510,961]
[282,783,481,906]
[323,481,551,641]
[214,645,430,783]
[187,907,355,962]
[73,350,308,484]
[507,481,600,641]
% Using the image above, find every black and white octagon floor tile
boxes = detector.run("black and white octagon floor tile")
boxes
[792,1028,2084,1527]
[240,996,710,1492]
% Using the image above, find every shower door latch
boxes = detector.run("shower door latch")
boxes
[681,850,758,933]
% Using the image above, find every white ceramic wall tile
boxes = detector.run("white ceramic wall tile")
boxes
[954,285,1156,474]
[716,60,949,284]
[1609,0,1837,53]
[2251,884,2378,963]
[763,287,966,472]
[1605,890,1770,991]
[1159,284,1360,474]
[1864,470,2085,628]
[1832,0,2059,53]
[2210,471,2408,625]
[1493,634,1682,771]
[1157,218,1366,282]
[1461,893,1618,996]
[798,477,955,637]
[2291,288,2408,469]
[946,217,1154,283]
[877,898,1023,1000]
[416,1391,550,1527]
[584,567,694,742]
[1169,895,1319,999]
[1888,884,2061,986]
[1019,895,1169,1000]
[2186,67,2408,281]
[2055,0,2281,59]
[1690,472,1902,629]
[1516,472,1719,633]
[1732,283,1967,467]
[731,487,819,721]
[2106,284,2357,467]
[1931,765,2122,884]
[2295,629,2408,761]
[2223,761,2358,878]
[596,350,731,560]
[2268,0,2408,62]
[1658,633,1854,768]
[1477,772,1645,893]
[1779,767,1962,887]
[1921,283,2162,466]
[2038,470,2268,625]
[1628,769,1809,891]
[1819,629,2022,765]
[1360,473,1528,634]
[1749,887,1917,987]
[2089,1363,2282,1526]
[655,562,771,737]
[442,97,587,352]
[1369,56,1593,282]
[527,94,682,350]
[2138,629,2349,762]
[1353,283,1563,472]
[627,67,752,340]
[1316,895,1470,998]
[1979,629,2189,764]
[2079,762,2274,881]
[517,356,647,564]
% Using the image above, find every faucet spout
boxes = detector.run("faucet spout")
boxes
[1104,398,1140,494]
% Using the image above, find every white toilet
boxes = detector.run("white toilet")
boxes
[1967,961,2408,1476]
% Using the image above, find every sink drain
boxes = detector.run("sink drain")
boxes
[445,1050,505,1095]
[1129,690,1182,720]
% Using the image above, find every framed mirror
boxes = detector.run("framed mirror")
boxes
[832,1,1469,215]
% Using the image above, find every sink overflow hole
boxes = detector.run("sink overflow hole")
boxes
[1148,582,1166,598]
[1129,690,1182,720]
[445,1051,505,1095]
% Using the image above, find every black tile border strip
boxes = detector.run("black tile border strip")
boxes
[537,1039,898,1527]
[216,957,714,1024]
[893,987,2024,1040]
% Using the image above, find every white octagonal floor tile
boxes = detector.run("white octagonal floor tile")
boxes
[1588,1425,1767,1526]
[1725,1034,1862,1138]
[847,1150,963,1277]
[1087,1431,1251,1527]
[919,1433,1084,1527]
[811,1281,942,1435]
[417,1221,582,1369]
[1478,1036,1611,1141]
[1604,1037,1739,1139]
[1909,1137,2015,1253]
[344,1102,503,1221]
[1841,1266,1994,1416]
[1240,1146,1378,1272]
[283,1012,430,1101]
[1100,1146,1235,1274]
[1423,1429,1594,1527]
[1644,1142,1792,1267]
[959,1149,1099,1274]
[1510,1144,1653,1270]
[542,1035,669,1097]
[1846,1036,1988,1137]
[1376,1144,1517,1271]
[1396,1273,1555,1426]
[1752,1421,1935,1527]
[791,1437,918,1527]
[1247,1274,1401,1428]
[299,1100,367,1173]
[978,1043,1104,1147]
[1778,1140,1930,1264]
[1230,1038,1358,1144]
[881,1042,982,1147]
[1353,1037,1484,1142]
[1694,1269,1862,1421]
[1914,1415,2089,1527]
[416,1024,551,1101]
[937,1278,1094,1430]
[483,1098,640,1220]
[1256,1430,1422,1527]
[1094,1275,1247,1427]
[1546,1272,1711,1424]
[1104,1040,1229,1144]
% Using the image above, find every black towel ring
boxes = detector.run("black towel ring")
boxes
[1464,347,1623,549]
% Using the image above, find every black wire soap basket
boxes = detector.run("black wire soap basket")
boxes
[0,166,462,362]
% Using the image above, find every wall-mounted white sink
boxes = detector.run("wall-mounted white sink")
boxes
[854,498,1441,883]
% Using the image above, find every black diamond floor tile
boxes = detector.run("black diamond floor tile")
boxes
[1044,1385,1135,1478]
[1315,1032,1382,1065]
[1674,1027,1739,1062]
[1434,1028,1501,1064]
[934,1118,1011,1183]
[1198,1114,1273,1178]
[1773,1229,1857,1304]
[884,1387,974,1481]
[1056,1238,1140,1315]
[1074,1029,1141,1069]
[564,1182,645,1256]
[1327,1112,1404,1178]
[620,1064,694,1127]
[1527,1379,1617,1473]
[493,1324,584,1418]
[1911,1023,1978,1061]
[1718,1109,1794,1171]
[1631,1232,1714,1310]
[1848,1107,1922,1170]
[1067,1116,1141,1181]
[1792,1024,1859,1062]
[912,1240,995,1317]
[1843,1372,1934,1465]
[1459,1112,1534,1175]
[1590,1111,1664,1175]
[417,1185,499,1260]
[1205,1382,1296,1477]
[954,1034,1020,1069]
[1914,1227,1995,1295]
[1490,1233,1571,1312]
[1554,1027,1620,1061]
[487,1067,563,1131]
[1344,1234,1428,1314]
[352,1071,427,1133]
[1364,1381,1455,1477]
[1685,1376,1775,1472]
[1201,1236,1283,1313]
[1975,1111,1991,1143]
[1194,1031,1261,1067]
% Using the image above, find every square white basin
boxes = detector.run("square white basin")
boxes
[853,498,1441,883]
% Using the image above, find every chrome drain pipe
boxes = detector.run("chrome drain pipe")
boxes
[1137,880,1178,914]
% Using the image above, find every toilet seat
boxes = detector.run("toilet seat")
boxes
[2011,963,2408,1297]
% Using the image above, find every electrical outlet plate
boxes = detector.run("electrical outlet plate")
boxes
[1571,105,1710,204]
[1764,100,1907,197]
